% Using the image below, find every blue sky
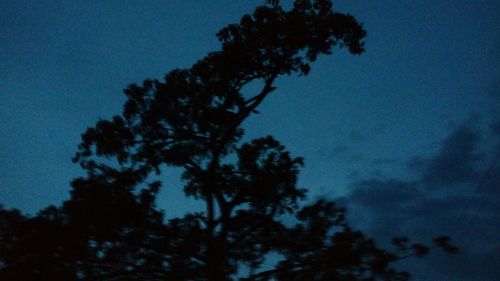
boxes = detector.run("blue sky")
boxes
[1,1,499,279]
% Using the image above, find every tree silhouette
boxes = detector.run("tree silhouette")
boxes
[0,1,456,280]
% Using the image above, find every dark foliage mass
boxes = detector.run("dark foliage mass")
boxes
[0,1,455,280]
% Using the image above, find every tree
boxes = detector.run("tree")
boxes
[0,1,456,280]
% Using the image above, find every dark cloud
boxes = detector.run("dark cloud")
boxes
[317,145,365,164]
[345,178,500,280]
[490,121,500,136]
[346,170,361,180]
[339,123,500,280]
[349,154,363,162]
[371,158,396,167]
[350,179,421,209]
[317,145,349,161]
[370,123,387,136]
[477,159,500,196]
[330,145,349,157]
[486,78,500,97]
[348,130,366,143]
[347,179,423,236]
[416,126,482,185]
[397,247,500,281]
[407,156,426,171]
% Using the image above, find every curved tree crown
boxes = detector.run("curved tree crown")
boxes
[0,1,456,280]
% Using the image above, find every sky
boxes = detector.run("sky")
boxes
[0,0,499,280]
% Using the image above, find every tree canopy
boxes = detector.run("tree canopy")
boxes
[0,1,456,280]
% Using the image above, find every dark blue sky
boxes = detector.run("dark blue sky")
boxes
[1,1,499,280]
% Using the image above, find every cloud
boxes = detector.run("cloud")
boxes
[330,145,349,157]
[346,179,424,237]
[486,78,500,97]
[414,126,482,185]
[490,121,500,136]
[350,179,421,210]
[339,123,500,281]
[348,130,366,143]
[371,158,396,167]
[317,145,365,164]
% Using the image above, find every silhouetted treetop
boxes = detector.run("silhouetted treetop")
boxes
[73,0,366,178]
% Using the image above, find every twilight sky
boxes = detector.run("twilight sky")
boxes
[1,1,499,280]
